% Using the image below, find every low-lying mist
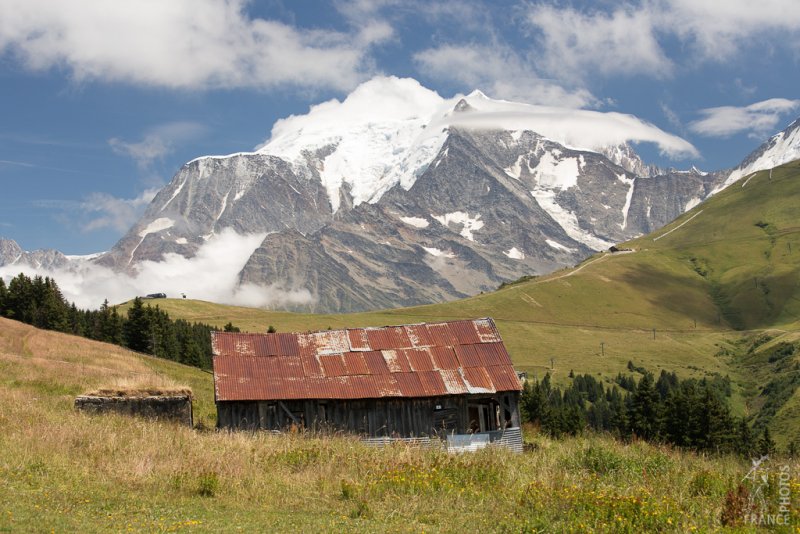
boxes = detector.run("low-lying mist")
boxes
[0,229,315,310]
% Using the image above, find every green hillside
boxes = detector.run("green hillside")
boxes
[126,161,800,446]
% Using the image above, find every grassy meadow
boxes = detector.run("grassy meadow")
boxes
[2,317,798,532]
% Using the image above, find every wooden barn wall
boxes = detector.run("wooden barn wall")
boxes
[217,392,520,437]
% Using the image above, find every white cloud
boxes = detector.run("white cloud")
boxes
[80,189,160,233]
[414,44,596,108]
[434,93,698,159]
[664,0,800,61]
[0,228,315,310]
[0,0,379,91]
[525,5,673,82]
[689,98,800,138]
[520,1,800,82]
[109,122,208,168]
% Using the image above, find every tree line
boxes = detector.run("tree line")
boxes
[520,366,797,458]
[0,273,238,370]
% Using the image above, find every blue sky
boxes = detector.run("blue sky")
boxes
[1,0,799,254]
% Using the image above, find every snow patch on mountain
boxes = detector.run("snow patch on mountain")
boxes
[503,247,525,259]
[139,217,174,237]
[617,173,636,230]
[531,190,614,250]
[432,212,484,241]
[399,216,430,228]
[422,246,455,258]
[531,153,580,189]
[546,239,575,252]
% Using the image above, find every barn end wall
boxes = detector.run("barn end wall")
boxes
[75,395,193,427]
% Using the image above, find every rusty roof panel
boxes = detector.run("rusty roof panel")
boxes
[372,374,402,397]
[366,327,412,350]
[454,344,484,368]
[341,351,370,376]
[362,350,391,375]
[425,322,459,346]
[461,366,496,393]
[319,354,347,377]
[474,318,501,343]
[403,348,435,372]
[275,333,300,355]
[447,320,482,345]
[365,328,392,350]
[310,330,350,355]
[475,342,514,367]
[429,346,460,370]
[300,352,324,378]
[486,365,523,392]
[347,329,371,351]
[417,370,446,395]
[382,349,412,373]
[394,372,426,397]
[439,369,469,395]
[403,324,434,347]
[269,355,304,379]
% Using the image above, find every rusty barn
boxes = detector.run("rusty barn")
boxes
[211,318,522,443]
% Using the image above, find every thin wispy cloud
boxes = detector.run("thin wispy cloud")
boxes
[689,98,800,138]
[109,122,209,169]
[31,189,160,234]
[81,189,161,233]
[414,44,595,108]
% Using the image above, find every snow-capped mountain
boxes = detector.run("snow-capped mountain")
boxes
[0,238,69,271]
[715,118,800,192]
[94,77,777,312]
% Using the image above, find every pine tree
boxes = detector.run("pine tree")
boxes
[662,383,693,447]
[735,418,756,457]
[693,387,735,453]
[123,297,152,353]
[757,427,777,457]
[0,277,7,316]
[628,373,661,440]
[788,440,799,459]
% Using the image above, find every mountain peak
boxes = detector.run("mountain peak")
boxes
[453,98,474,113]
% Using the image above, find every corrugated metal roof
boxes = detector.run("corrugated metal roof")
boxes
[212,318,521,401]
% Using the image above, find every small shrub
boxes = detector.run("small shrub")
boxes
[196,471,219,497]
[689,469,724,497]
[349,499,371,519]
[340,479,355,500]
[720,484,749,527]
[576,444,625,475]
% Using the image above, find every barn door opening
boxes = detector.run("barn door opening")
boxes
[467,400,497,433]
